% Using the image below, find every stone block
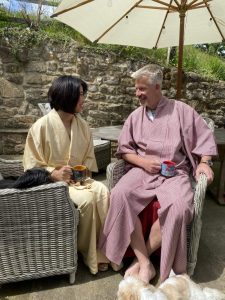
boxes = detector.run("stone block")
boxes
[4,63,21,73]
[5,73,24,84]
[25,74,51,85]
[0,78,24,98]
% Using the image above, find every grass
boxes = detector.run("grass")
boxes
[0,7,225,81]
[176,46,225,81]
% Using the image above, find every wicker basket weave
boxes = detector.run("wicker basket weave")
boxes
[0,160,79,285]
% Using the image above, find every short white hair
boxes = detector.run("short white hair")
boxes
[131,64,163,87]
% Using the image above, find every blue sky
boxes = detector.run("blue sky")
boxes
[0,0,56,16]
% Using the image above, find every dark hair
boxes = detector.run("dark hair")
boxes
[48,75,88,114]
[12,168,53,189]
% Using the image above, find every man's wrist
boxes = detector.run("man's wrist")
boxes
[200,160,213,167]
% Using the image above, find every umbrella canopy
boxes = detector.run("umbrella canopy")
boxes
[52,0,225,99]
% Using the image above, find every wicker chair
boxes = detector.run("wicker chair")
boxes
[106,117,214,277]
[0,158,79,285]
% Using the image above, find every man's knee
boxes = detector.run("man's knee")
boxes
[111,182,132,201]
[172,201,193,223]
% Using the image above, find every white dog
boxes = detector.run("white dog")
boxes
[117,274,225,300]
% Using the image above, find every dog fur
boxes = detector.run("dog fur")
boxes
[0,168,53,190]
[117,275,225,300]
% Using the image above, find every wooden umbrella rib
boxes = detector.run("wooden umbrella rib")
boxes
[94,0,143,43]
[137,5,175,11]
[51,0,94,18]
[151,0,178,10]
[189,0,212,9]
[187,0,199,8]
[187,0,211,9]
[204,0,225,41]
[173,0,180,7]
[189,5,209,9]
[154,0,175,49]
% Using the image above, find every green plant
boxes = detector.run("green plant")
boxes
[1,4,225,81]
[0,27,46,59]
[168,45,225,81]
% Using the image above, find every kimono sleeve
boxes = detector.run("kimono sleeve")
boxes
[82,126,98,173]
[179,102,218,161]
[116,116,138,158]
[23,125,55,173]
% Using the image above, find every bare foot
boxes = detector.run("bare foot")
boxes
[138,261,156,283]
[124,259,140,278]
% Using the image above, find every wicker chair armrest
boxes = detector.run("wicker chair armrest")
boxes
[202,116,215,132]
[0,158,24,178]
[106,159,126,191]
[0,181,67,195]
[0,181,78,210]
[187,172,208,275]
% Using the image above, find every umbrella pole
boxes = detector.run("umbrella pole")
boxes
[176,10,185,100]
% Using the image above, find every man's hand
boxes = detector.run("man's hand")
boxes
[195,163,214,185]
[122,153,161,174]
[143,158,161,174]
[50,165,73,183]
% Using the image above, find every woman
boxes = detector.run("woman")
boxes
[23,75,110,274]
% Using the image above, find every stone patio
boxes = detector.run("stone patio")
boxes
[0,171,225,300]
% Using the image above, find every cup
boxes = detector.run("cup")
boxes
[161,161,176,177]
[72,165,87,183]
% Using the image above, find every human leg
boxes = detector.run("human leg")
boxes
[98,167,157,265]
[157,175,194,282]
[125,216,156,283]
[69,181,109,274]
[146,219,162,255]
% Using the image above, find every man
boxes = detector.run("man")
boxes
[99,64,217,283]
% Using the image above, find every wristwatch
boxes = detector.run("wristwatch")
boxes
[200,160,213,167]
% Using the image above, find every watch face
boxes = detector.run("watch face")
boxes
[208,161,213,167]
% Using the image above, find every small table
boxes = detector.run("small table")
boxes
[212,128,225,205]
[91,125,122,142]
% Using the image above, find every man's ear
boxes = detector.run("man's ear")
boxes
[155,83,161,90]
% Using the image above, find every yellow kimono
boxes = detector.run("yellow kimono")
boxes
[23,109,109,274]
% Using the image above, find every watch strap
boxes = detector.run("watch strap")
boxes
[200,160,213,167]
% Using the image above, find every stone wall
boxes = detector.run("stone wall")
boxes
[0,37,225,155]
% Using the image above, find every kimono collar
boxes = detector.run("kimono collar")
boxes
[155,96,168,110]
[145,96,168,115]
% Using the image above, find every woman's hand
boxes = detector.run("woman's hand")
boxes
[195,163,214,185]
[51,166,73,183]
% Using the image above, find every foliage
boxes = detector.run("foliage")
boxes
[170,46,225,81]
[0,5,225,81]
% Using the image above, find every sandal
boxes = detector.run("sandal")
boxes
[98,263,109,272]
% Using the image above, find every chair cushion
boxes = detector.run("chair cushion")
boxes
[93,139,110,149]
[93,139,111,170]
[124,198,161,258]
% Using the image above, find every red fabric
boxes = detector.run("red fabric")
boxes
[124,198,161,257]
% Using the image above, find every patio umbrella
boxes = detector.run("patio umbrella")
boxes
[52,0,225,99]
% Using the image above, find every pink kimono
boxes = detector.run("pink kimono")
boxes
[98,97,217,281]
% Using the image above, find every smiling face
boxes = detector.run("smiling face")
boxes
[135,76,161,109]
